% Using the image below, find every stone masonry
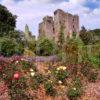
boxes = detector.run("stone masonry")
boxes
[39,9,79,42]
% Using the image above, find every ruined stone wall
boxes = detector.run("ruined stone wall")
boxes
[39,16,54,39]
[54,9,67,42]
[38,9,79,41]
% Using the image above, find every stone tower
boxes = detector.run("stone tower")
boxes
[38,9,79,42]
[39,16,54,40]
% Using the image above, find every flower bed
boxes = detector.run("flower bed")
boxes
[0,56,98,100]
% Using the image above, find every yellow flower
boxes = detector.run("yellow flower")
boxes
[62,67,66,70]
[57,67,60,71]
[48,70,51,74]
[60,85,65,89]
[57,66,66,70]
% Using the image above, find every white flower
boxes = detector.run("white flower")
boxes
[30,68,34,72]
[21,58,24,61]
[57,67,60,71]
[58,80,62,84]
[73,87,76,90]
[15,61,19,64]
[30,72,35,77]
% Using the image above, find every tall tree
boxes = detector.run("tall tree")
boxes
[0,4,16,37]
[25,24,32,41]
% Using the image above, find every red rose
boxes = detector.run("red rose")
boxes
[13,72,20,80]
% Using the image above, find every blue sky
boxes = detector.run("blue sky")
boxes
[0,0,100,36]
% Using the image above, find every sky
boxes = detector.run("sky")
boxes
[0,0,100,36]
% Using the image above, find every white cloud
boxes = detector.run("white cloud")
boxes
[0,0,100,36]
[69,0,87,5]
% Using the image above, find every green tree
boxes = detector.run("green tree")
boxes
[80,26,94,45]
[36,38,55,56]
[28,39,36,52]
[24,24,32,40]
[0,4,16,37]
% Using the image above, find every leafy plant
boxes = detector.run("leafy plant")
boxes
[36,38,55,56]
[0,37,24,57]
[67,87,81,100]
[88,72,98,82]
[80,61,91,77]
[0,4,16,37]
[44,81,56,96]
[31,73,44,89]
[53,66,68,81]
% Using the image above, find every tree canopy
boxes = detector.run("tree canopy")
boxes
[0,4,16,37]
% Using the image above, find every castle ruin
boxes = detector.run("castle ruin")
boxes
[39,9,79,42]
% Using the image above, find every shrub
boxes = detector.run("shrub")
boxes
[67,87,81,100]
[0,56,33,99]
[80,61,91,77]
[88,72,98,82]
[23,48,35,57]
[36,38,55,56]
[19,60,36,71]
[15,43,24,55]
[53,66,68,81]
[73,77,82,88]
[28,39,36,52]
[80,61,98,82]
[0,37,24,57]
[9,77,29,100]
[44,81,56,96]
[63,38,80,64]
[31,73,44,89]
[67,77,83,100]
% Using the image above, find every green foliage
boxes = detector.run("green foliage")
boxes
[53,68,68,81]
[28,39,36,52]
[80,61,98,82]
[67,77,82,100]
[0,4,16,37]
[0,37,24,56]
[80,61,91,77]
[88,72,98,82]
[90,29,100,42]
[73,77,82,88]
[33,73,44,84]
[23,48,35,57]
[20,60,36,71]
[36,38,55,56]
[31,73,44,89]
[63,38,79,64]
[44,81,56,96]
[80,26,100,45]
[58,25,65,48]
[9,77,28,100]
[67,87,81,100]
